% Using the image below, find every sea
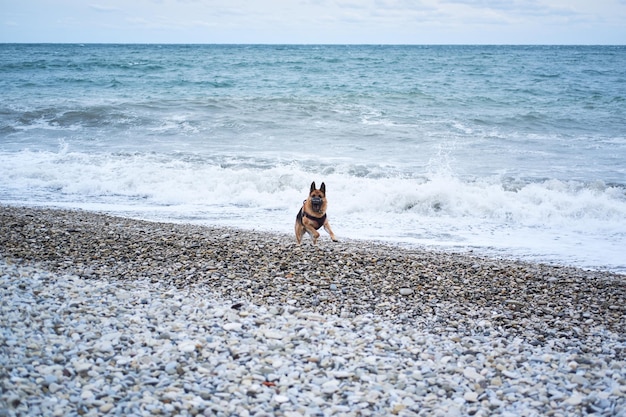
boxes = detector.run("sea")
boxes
[1,44,625,273]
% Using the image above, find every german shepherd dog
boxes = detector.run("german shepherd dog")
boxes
[295,181,338,245]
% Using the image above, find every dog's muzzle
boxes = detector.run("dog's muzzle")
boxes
[311,197,323,211]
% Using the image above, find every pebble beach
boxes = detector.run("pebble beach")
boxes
[1,205,625,416]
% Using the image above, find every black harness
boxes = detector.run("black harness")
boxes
[298,201,326,230]
[303,211,326,227]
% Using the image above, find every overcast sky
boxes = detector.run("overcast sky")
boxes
[2,0,625,44]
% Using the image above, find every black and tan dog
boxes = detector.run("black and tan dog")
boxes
[295,181,338,245]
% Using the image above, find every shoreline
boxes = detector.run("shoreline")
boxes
[1,204,625,415]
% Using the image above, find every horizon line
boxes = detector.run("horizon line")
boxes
[2,42,625,46]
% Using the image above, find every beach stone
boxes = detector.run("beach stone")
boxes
[81,389,95,400]
[165,362,178,374]
[322,380,340,394]
[99,403,114,413]
[464,391,479,402]
[564,392,584,406]
[48,382,62,394]
[274,394,289,403]
[43,375,58,387]
[463,367,484,382]
[73,361,91,373]
[263,330,285,340]
[178,340,198,353]
[571,374,589,386]
[223,322,243,331]
[96,341,114,353]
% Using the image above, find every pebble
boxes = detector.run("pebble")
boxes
[177,340,198,353]
[223,322,243,331]
[165,361,178,374]
[322,380,340,394]
[565,392,584,406]
[463,367,484,382]
[463,391,479,402]
[1,206,625,416]
[274,395,290,403]
[263,330,286,339]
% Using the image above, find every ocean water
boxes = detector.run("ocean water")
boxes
[1,44,625,273]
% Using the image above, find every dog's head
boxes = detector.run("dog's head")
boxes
[308,181,327,213]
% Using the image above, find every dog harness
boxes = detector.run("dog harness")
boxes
[298,207,326,230]
[303,211,326,226]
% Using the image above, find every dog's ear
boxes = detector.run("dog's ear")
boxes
[310,182,316,193]
[320,182,326,195]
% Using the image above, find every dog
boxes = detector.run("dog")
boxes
[295,181,338,245]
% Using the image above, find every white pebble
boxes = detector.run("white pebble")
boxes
[165,362,178,374]
[223,322,243,331]
[263,330,285,339]
[274,394,289,403]
[96,341,113,353]
[322,380,340,394]
[463,391,478,402]
[463,367,484,382]
[81,389,94,400]
[178,340,198,352]
[73,361,91,373]
[564,391,583,406]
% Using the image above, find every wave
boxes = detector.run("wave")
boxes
[4,106,139,131]
[2,147,624,225]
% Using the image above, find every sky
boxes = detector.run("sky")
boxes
[1,0,625,44]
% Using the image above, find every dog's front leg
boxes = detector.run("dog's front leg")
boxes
[310,228,321,245]
[323,221,338,242]
[304,224,321,244]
